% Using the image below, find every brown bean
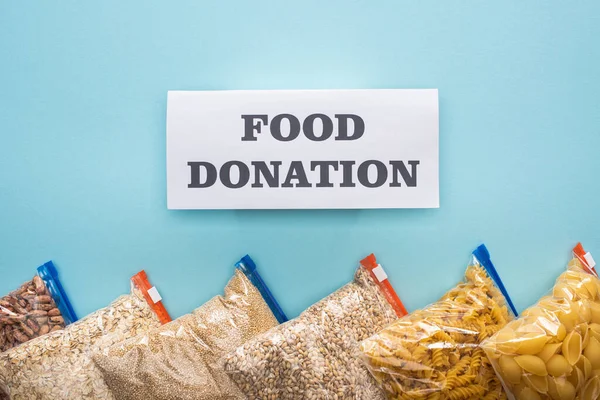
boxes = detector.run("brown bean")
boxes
[33,276,45,294]
[49,316,64,325]
[40,304,55,311]
[39,324,50,335]
[47,308,61,317]
[29,310,47,317]
[25,319,40,333]
[20,323,34,337]
[36,295,52,304]
[13,304,27,314]
[13,330,29,343]
[50,325,63,332]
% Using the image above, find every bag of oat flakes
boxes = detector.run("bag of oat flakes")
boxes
[223,253,408,400]
[93,255,287,400]
[0,269,170,400]
[0,261,77,352]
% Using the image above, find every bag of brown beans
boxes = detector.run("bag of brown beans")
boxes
[0,261,77,352]
[93,255,287,400]
[223,253,408,400]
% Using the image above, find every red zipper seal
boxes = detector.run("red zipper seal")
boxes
[131,270,172,325]
[573,243,597,276]
[360,254,408,318]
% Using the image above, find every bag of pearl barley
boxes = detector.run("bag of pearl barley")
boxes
[481,243,600,400]
[360,244,518,400]
[93,255,288,400]
[224,253,408,400]
[0,270,171,400]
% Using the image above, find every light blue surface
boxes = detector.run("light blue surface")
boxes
[1,1,599,320]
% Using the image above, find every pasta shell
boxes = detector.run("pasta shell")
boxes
[567,366,584,390]
[581,376,600,400]
[556,324,567,341]
[580,322,590,348]
[580,303,592,323]
[561,331,582,365]
[500,355,523,385]
[537,343,562,363]
[524,374,548,393]
[517,386,542,400]
[588,323,600,343]
[496,329,520,353]
[558,304,580,332]
[546,355,572,377]
[554,379,576,400]
[518,333,550,355]
[583,337,600,370]
[583,279,598,299]
[576,355,592,380]
[547,378,560,400]
[554,283,576,301]
[589,302,600,324]
[515,355,548,376]
[539,297,564,313]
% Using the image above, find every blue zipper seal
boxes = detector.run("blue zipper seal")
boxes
[472,244,519,317]
[37,261,78,324]
[236,255,288,324]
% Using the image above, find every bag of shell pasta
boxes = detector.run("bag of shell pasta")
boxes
[93,255,287,400]
[0,261,77,352]
[481,243,600,400]
[360,244,518,400]
[0,270,171,400]
[224,253,408,400]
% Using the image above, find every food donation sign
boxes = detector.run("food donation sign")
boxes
[166,89,439,209]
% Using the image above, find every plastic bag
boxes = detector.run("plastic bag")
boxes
[481,244,600,400]
[0,261,77,352]
[360,244,517,400]
[93,255,287,400]
[224,253,407,400]
[0,270,170,399]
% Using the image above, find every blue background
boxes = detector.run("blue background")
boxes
[1,1,599,320]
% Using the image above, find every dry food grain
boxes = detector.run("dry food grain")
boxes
[0,261,76,352]
[482,244,600,400]
[360,246,514,400]
[0,282,161,399]
[94,268,280,400]
[224,255,405,400]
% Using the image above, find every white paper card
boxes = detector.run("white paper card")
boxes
[167,89,439,209]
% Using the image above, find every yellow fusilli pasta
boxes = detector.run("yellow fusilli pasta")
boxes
[360,252,514,400]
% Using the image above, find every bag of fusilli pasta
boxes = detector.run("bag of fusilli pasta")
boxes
[224,253,408,399]
[481,243,600,400]
[360,244,518,400]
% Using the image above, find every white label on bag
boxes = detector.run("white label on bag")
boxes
[585,252,596,268]
[167,89,439,209]
[372,265,388,282]
[147,287,162,303]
